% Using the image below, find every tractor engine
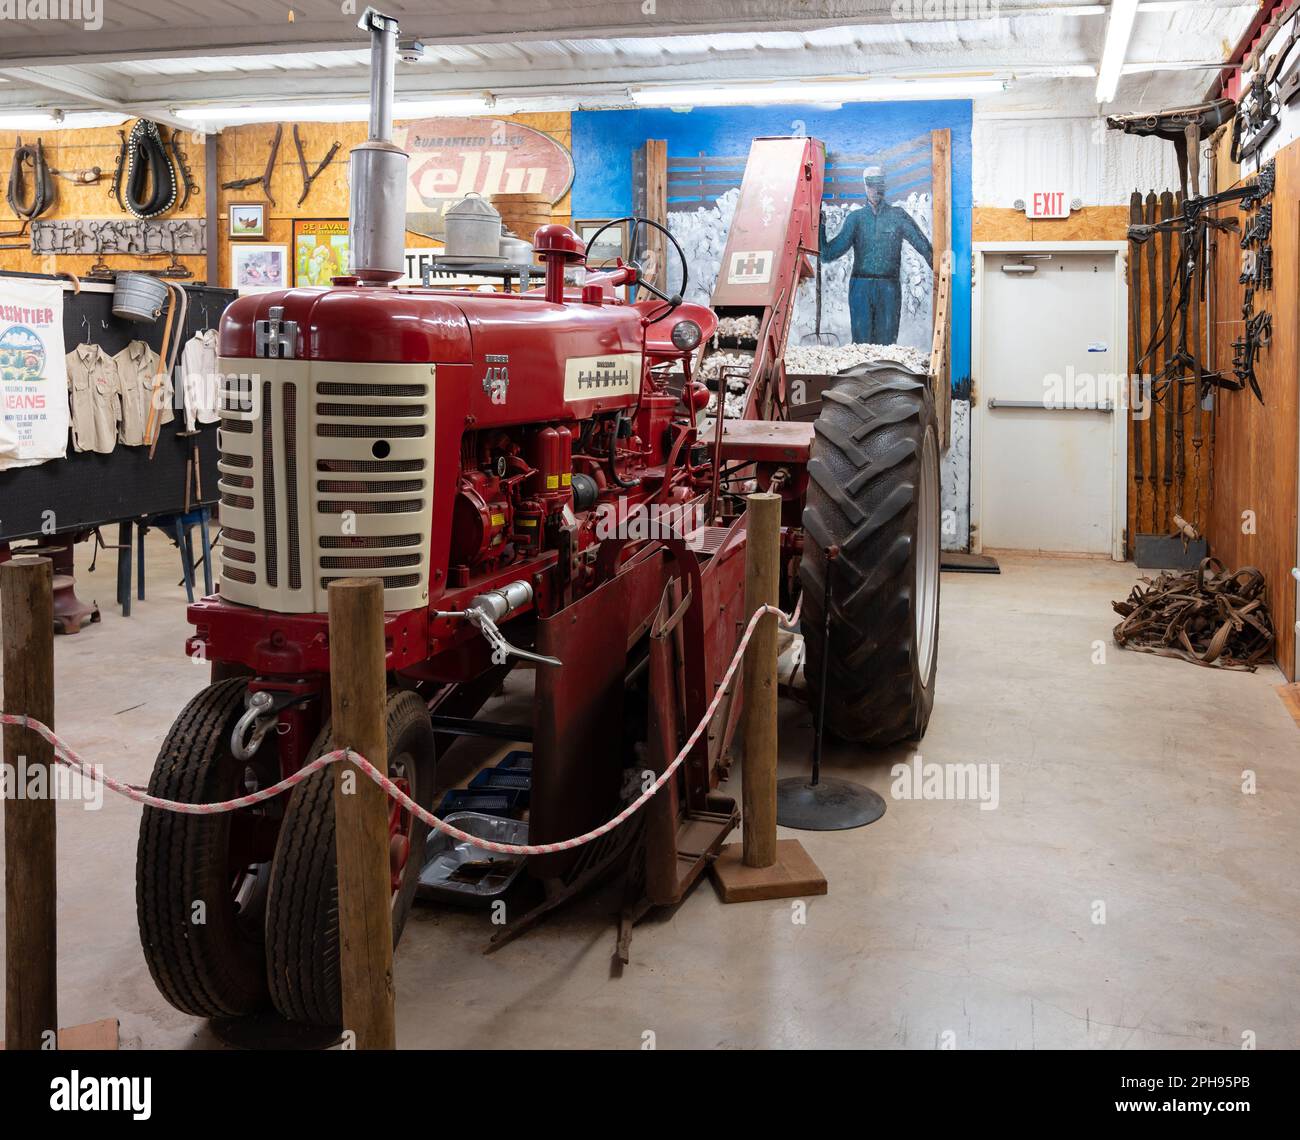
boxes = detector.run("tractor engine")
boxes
[192,250,712,679]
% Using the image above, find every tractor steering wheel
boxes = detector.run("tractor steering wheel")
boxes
[584,216,689,317]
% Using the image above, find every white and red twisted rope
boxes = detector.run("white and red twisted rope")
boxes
[0,597,801,858]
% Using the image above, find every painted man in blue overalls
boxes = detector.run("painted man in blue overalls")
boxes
[820,166,933,344]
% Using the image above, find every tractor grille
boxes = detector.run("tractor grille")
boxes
[216,358,436,614]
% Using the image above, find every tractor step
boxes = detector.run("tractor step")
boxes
[697,418,814,463]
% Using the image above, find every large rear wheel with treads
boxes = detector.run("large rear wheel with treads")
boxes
[265,689,435,1027]
[136,678,277,1018]
[800,365,941,745]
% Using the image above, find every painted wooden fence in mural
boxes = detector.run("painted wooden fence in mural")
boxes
[665,134,933,210]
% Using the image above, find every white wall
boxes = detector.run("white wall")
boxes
[973,115,1184,207]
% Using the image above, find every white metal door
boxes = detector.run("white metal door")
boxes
[976,248,1126,557]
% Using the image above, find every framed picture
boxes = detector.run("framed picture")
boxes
[293,218,351,286]
[575,219,628,267]
[230,244,287,292]
[228,202,265,240]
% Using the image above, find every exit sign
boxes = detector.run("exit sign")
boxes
[1025,191,1072,219]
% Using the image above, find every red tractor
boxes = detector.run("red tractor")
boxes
[135,10,941,1028]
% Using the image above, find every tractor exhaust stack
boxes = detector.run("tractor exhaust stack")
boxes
[349,8,411,284]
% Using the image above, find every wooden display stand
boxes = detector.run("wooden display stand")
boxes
[710,494,827,903]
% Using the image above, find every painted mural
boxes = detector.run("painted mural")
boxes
[571,102,974,548]
[571,102,972,385]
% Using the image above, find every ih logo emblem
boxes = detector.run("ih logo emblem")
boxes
[727,250,773,285]
[482,354,509,404]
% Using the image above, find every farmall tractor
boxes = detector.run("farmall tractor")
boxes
[136,10,941,1027]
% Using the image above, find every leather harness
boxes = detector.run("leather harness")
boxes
[6,136,55,224]
[113,119,178,219]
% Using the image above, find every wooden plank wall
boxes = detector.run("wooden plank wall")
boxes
[1205,133,1299,680]
[971,205,1128,243]
[971,204,1211,558]
[0,126,208,279]
[0,112,573,288]
[1124,192,1210,552]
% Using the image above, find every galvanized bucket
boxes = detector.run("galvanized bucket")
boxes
[112,272,169,322]
[443,193,502,259]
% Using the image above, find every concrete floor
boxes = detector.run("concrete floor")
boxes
[2,536,1298,1049]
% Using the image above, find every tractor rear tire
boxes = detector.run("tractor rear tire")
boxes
[136,678,273,1018]
[800,365,941,745]
[264,689,436,1027]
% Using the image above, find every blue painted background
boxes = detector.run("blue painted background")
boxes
[572,102,973,390]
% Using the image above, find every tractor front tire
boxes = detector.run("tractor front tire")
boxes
[265,689,436,1027]
[800,365,941,745]
[136,678,273,1018]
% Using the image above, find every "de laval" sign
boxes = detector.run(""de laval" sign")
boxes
[394,117,575,240]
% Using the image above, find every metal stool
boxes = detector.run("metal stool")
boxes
[129,506,214,606]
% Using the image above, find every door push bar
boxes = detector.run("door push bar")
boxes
[987,398,1114,412]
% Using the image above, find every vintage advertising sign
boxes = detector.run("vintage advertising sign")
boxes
[0,280,68,470]
[293,218,351,286]
[395,117,574,240]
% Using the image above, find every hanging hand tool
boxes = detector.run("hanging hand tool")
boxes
[221,123,282,207]
[50,166,102,185]
[169,128,199,210]
[109,128,126,207]
[293,125,340,206]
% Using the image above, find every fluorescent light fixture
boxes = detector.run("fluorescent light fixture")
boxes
[177,97,489,124]
[629,78,1008,107]
[1096,0,1140,104]
[0,112,128,130]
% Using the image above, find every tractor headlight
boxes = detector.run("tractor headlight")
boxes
[671,319,702,351]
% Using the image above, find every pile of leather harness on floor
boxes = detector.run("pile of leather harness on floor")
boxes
[1112,558,1275,671]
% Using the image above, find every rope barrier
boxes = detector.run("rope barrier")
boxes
[0,597,801,857]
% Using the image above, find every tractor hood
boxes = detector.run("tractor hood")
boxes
[220,287,475,364]
[219,286,646,380]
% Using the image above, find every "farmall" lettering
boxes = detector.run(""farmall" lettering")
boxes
[574,360,632,391]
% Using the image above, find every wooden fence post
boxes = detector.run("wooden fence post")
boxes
[2,556,57,1049]
[327,578,395,1050]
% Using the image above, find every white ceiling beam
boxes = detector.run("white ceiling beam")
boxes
[0,65,191,130]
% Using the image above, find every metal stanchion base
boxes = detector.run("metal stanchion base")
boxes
[776,776,886,831]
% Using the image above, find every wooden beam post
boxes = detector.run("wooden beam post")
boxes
[741,492,780,868]
[204,131,219,287]
[327,578,395,1050]
[2,556,57,1050]
[644,139,668,282]
[711,496,827,904]
[930,128,953,450]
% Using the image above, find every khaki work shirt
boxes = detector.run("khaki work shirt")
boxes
[65,343,120,454]
[114,339,174,446]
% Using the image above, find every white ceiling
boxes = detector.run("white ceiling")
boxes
[0,0,1256,127]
